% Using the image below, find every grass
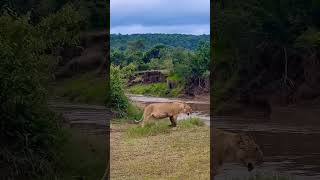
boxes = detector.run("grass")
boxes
[112,102,143,124]
[110,118,209,179]
[127,82,183,97]
[126,118,205,138]
[52,128,107,180]
[50,72,106,104]
[127,102,143,120]
[167,73,183,81]
[127,82,169,96]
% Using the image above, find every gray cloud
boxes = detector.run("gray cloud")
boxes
[111,0,210,34]
[111,24,210,35]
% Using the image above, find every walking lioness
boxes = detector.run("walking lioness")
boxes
[135,101,192,127]
[212,127,263,176]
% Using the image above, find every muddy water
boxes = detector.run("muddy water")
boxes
[128,94,320,180]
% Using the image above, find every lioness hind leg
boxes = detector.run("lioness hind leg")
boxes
[141,114,153,127]
[169,116,177,127]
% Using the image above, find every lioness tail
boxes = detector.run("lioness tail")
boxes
[134,115,143,123]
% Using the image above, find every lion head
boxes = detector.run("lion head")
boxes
[183,103,192,115]
[173,101,193,115]
[233,134,263,171]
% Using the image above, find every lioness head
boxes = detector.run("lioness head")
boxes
[233,134,263,171]
[183,103,192,115]
[174,102,192,115]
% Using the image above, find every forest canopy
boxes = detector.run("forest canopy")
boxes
[111,34,209,50]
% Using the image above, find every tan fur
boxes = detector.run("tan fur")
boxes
[212,127,263,176]
[137,102,192,127]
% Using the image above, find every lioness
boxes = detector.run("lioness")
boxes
[135,101,192,127]
[212,127,263,176]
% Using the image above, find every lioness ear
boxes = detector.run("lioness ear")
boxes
[178,103,184,109]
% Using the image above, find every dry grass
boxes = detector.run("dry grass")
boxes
[110,121,210,180]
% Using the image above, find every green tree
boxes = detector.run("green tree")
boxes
[143,44,166,63]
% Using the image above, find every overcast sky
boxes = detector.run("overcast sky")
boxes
[110,0,210,35]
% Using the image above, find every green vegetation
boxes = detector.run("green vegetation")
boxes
[0,1,106,179]
[214,0,320,108]
[126,118,204,138]
[0,0,107,29]
[126,103,143,120]
[179,117,205,127]
[127,83,169,96]
[111,37,210,100]
[51,72,106,104]
[109,65,130,117]
[0,6,83,179]
[111,34,209,50]
[109,64,145,120]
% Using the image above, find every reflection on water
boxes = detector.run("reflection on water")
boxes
[128,94,320,180]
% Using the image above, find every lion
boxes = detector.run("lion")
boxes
[212,127,263,176]
[135,101,192,127]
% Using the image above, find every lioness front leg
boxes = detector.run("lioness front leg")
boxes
[169,116,177,127]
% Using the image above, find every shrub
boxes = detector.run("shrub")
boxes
[109,65,129,117]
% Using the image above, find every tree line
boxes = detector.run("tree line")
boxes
[111,34,209,51]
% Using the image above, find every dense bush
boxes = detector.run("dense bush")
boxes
[0,14,58,179]
[0,4,84,179]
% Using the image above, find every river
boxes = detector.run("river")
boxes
[127,94,320,180]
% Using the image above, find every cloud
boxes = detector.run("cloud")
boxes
[111,0,210,34]
[111,24,210,35]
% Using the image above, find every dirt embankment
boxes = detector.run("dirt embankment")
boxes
[128,70,209,98]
